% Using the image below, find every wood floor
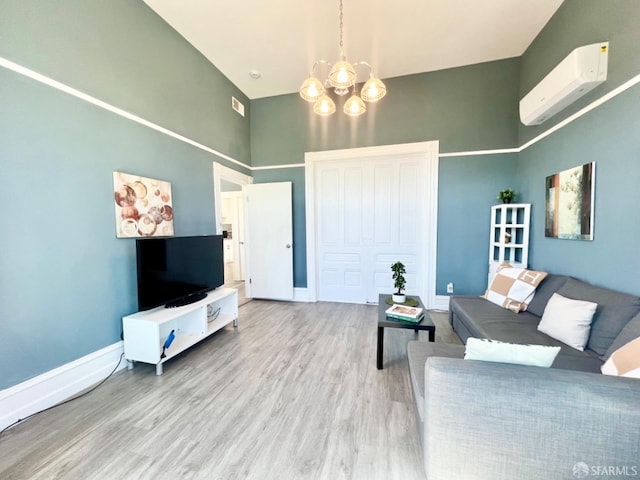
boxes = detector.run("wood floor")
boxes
[0,300,459,480]
[224,262,250,306]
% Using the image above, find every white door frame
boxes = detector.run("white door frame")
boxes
[213,162,252,287]
[305,141,439,307]
[213,162,252,235]
[221,190,245,281]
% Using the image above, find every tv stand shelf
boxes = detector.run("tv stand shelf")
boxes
[122,287,238,375]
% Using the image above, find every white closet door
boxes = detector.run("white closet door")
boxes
[369,157,426,303]
[315,153,428,304]
[316,161,369,303]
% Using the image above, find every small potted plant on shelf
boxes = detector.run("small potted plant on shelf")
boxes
[497,188,516,204]
[391,261,407,303]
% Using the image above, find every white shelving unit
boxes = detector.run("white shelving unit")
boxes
[488,204,531,287]
[122,287,238,375]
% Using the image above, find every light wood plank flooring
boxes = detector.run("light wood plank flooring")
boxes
[224,262,250,306]
[0,301,459,480]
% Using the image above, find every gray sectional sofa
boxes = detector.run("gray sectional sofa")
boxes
[407,274,640,480]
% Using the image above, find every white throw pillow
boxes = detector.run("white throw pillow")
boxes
[537,293,598,351]
[601,336,640,378]
[464,337,560,368]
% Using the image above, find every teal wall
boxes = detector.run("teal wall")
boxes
[0,1,251,390]
[437,154,519,295]
[251,59,521,294]
[221,179,242,192]
[516,0,640,294]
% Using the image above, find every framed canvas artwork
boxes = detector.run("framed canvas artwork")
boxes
[545,162,595,240]
[113,172,174,238]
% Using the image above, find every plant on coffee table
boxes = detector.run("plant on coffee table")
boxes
[391,261,407,303]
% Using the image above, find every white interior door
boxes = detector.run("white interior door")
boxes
[243,182,294,300]
[306,142,439,305]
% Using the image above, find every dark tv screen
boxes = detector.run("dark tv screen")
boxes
[136,235,224,310]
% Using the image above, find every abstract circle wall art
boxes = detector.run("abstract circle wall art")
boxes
[113,171,174,238]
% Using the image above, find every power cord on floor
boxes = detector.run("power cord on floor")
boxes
[0,352,125,437]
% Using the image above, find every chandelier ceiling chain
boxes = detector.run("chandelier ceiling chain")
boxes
[299,0,387,117]
[338,0,344,55]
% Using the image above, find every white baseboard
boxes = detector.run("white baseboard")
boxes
[0,341,126,431]
[293,288,443,306]
[293,287,311,302]
[432,295,451,311]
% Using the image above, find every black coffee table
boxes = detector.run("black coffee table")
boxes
[377,294,435,369]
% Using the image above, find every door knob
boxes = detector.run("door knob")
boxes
[286,244,291,248]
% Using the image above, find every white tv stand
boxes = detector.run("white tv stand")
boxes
[122,287,238,375]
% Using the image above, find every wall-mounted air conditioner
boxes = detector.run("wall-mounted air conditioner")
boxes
[519,42,609,126]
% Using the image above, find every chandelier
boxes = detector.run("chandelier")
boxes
[299,0,387,117]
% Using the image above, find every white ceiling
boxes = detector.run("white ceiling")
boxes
[143,0,564,100]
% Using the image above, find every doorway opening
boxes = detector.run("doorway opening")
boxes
[213,162,253,306]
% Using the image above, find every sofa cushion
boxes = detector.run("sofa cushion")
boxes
[451,296,605,373]
[451,296,585,357]
[451,296,538,339]
[551,352,603,373]
[557,278,640,357]
[605,311,640,360]
[537,293,597,351]
[526,274,572,317]
[407,342,465,422]
[484,266,548,312]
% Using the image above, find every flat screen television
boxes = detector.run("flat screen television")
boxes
[136,235,224,310]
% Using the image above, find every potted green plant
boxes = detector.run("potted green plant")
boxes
[391,261,407,303]
[497,188,516,204]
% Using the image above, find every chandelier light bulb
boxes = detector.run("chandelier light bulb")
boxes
[300,76,324,102]
[308,83,319,97]
[313,94,336,116]
[328,60,356,89]
[361,77,387,102]
[344,94,366,116]
[337,67,349,83]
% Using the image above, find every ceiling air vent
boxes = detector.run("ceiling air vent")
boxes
[232,96,245,117]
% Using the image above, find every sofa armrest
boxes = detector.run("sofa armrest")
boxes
[423,357,640,480]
